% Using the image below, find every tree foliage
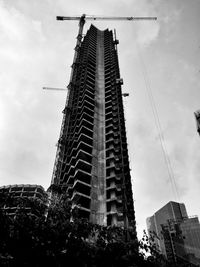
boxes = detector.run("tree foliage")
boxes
[0,192,195,267]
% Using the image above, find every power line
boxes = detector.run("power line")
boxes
[135,41,180,202]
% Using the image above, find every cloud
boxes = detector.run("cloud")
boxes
[0,1,45,43]
[135,21,160,46]
[0,1,60,188]
[160,5,183,43]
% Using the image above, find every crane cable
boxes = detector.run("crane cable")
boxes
[135,41,180,202]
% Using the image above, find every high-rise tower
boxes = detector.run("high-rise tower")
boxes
[147,201,200,264]
[51,24,136,233]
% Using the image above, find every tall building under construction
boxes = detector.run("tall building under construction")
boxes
[51,23,136,232]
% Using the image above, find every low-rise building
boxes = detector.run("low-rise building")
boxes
[0,184,47,217]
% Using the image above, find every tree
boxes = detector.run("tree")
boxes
[0,192,196,266]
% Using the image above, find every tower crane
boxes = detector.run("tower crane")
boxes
[44,15,157,93]
[55,14,157,92]
[57,14,157,33]
[56,14,157,51]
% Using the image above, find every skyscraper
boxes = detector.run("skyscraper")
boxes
[50,24,136,233]
[147,201,188,257]
[147,201,200,264]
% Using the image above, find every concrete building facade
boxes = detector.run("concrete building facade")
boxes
[51,24,136,233]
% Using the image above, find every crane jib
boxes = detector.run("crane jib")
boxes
[88,17,157,20]
[56,16,157,21]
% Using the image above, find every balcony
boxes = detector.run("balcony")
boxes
[75,159,92,173]
[68,123,93,140]
[105,99,112,109]
[105,132,115,141]
[71,190,90,201]
[74,169,91,184]
[71,191,91,210]
[106,152,115,160]
[72,180,91,196]
[65,147,93,171]
[76,125,93,139]
[105,124,119,133]
[78,118,93,131]
[105,94,112,103]
[78,99,94,114]
[107,210,123,217]
[77,149,92,163]
[77,141,93,155]
[65,173,75,186]
[78,112,94,125]
[106,196,122,204]
[105,110,113,120]
[85,78,95,89]
[85,85,95,95]
[77,133,93,147]
[72,204,91,220]
[63,152,92,178]
[106,184,122,192]
[106,173,122,183]
[78,104,94,118]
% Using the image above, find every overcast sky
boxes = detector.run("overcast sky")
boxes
[0,0,200,238]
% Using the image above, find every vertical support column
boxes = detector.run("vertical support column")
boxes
[90,30,106,225]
